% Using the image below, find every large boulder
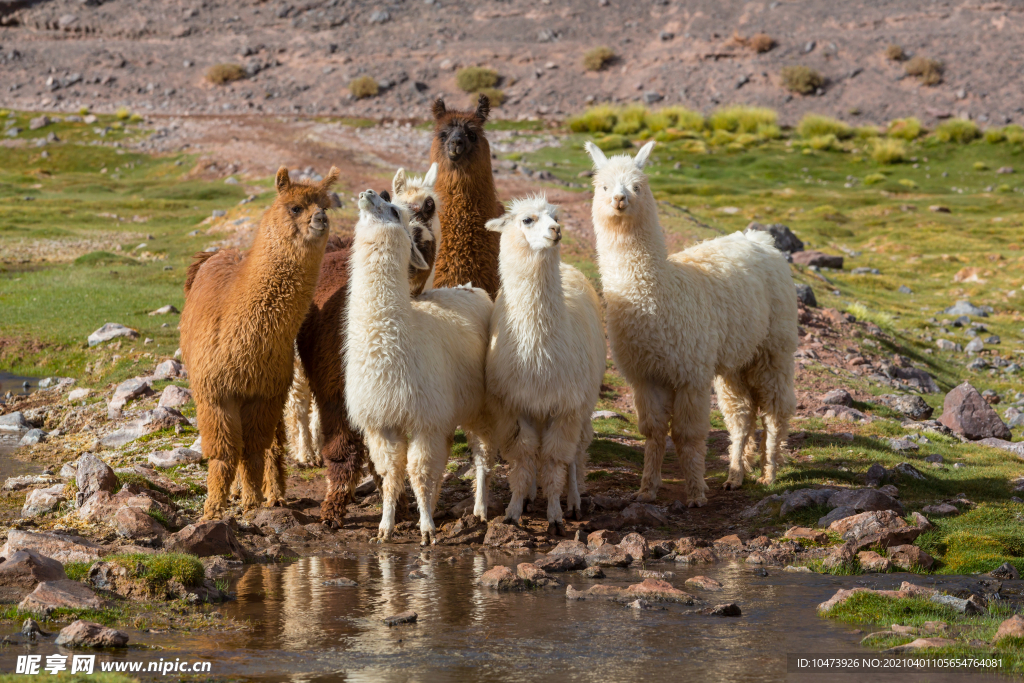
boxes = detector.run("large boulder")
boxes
[19,580,106,614]
[828,510,921,550]
[1,530,103,564]
[0,549,67,589]
[76,453,118,500]
[166,521,246,560]
[939,382,1011,440]
[55,620,129,648]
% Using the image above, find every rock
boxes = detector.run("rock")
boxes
[383,611,417,626]
[930,594,985,615]
[591,495,629,511]
[436,514,486,545]
[591,410,627,421]
[684,575,723,591]
[936,339,961,352]
[18,580,106,614]
[149,447,201,468]
[153,359,186,380]
[745,222,804,253]
[1,531,103,564]
[880,394,934,420]
[642,91,664,104]
[0,412,31,431]
[889,367,940,394]
[108,377,155,416]
[618,532,649,562]
[620,502,668,527]
[784,527,828,544]
[818,506,857,528]
[925,453,944,464]
[851,267,880,275]
[714,534,744,548]
[582,566,605,578]
[739,494,783,519]
[88,323,139,346]
[886,637,957,652]
[55,620,129,648]
[909,511,933,531]
[922,503,959,517]
[202,556,241,579]
[0,550,67,589]
[784,565,813,573]
[626,578,694,603]
[888,545,935,571]
[821,389,853,406]
[997,166,1015,175]
[864,463,888,486]
[857,550,892,572]
[941,301,988,318]
[585,544,633,567]
[828,510,921,550]
[21,485,66,517]
[99,407,189,448]
[939,382,1011,440]
[976,438,1024,458]
[888,438,918,452]
[3,475,60,492]
[517,562,560,588]
[791,251,843,269]
[19,429,47,446]
[965,338,985,354]
[76,453,118,500]
[586,530,621,549]
[994,615,1024,642]
[478,565,524,591]
[483,521,531,547]
[780,488,835,516]
[698,603,742,617]
[989,562,1020,581]
[892,462,926,480]
[322,576,359,587]
[676,548,716,564]
[113,506,166,539]
[549,539,588,556]
[794,283,817,307]
[535,553,586,573]
[828,488,904,515]
[253,508,312,533]
[898,285,913,294]
[166,521,246,560]
[148,305,179,316]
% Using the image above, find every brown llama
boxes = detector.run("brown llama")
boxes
[181,166,339,520]
[293,182,438,527]
[430,93,504,298]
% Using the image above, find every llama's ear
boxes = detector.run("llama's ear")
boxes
[633,141,656,169]
[319,166,340,192]
[475,93,491,122]
[275,166,291,193]
[409,238,429,271]
[431,98,447,120]
[379,189,391,203]
[423,162,438,188]
[392,168,407,196]
[421,196,436,222]
[584,142,608,169]
[485,213,512,233]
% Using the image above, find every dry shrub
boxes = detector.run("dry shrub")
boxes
[206,63,247,85]
[870,138,907,164]
[456,66,499,93]
[583,46,617,72]
[797,114,853,140]
[887,117,922,140]
[781,65,823,94]
[934,118,980,144]
[885,44,905,61]
[748,33,775,53]
[905,56,943,86]
[349,75,379,99]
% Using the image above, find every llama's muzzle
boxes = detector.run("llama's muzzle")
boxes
[310,207,328,234]
[550,224,562,243]
[613,194,628,212]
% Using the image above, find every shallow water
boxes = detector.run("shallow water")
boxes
[0,372,38,397]
[0,547,1008,682]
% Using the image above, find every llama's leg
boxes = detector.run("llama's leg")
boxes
[634,381,673,502]
[672,386,712,508]
[239,401,281,510]
[407,430,449,546]
[367,428,407,543]
[466,430,493,522]
[319,399,365,528]
[229,469,242,501]
[285,363,317,468]
[748,347,796,486]
[309,394,324,467]
[198,399,243,521]
[539,416,581,536]
[262,417,287,506]
[565,417,593,520]
[503,417,539,524]
[743,418,766,474]
[714,373,755,491]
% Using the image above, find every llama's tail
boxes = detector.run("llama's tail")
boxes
[184,250,218,295]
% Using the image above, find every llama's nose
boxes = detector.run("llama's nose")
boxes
[551,225,562,242]
[311,208,327,232]
[613,193,627,211]
[448,139,465,159]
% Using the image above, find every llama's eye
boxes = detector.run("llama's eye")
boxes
[289,206,301,216]
[468,131,477,142]
[633,184,639,192]
[522,216,534,225]
[602,186,608,191]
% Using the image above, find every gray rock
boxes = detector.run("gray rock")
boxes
[591,410,627,421]
[19,428,46,446]
[159,384,193,408]
[87,323,138,347]
[985,335,1001,345]
[922,503,959,517]
[55,620,129,648]
[585,544,633,567]
[780,488,835,516]
[851,267,880,275]
[821,389,853,406]
[2,475,60,492]
[108,377,154,416]
[383,610,417,626]
[828,488,904,515]
[889,367,940,393]
[21,485,66,517]
[0,412,31,432]
[892,462,926,480]
[322,577,357,587]
[18,580,106,614]
[967,358,989,372]
[976,438,1024,458]
[925,453,944,463]
[148,447,201,468]
[889,438,919,452]
[865,463,888,486]
[898,285,913,294]
[642,91,664,104]
[965,338,985,353]
[745,222,804,253]
[166,521,246,560]
[153,359,185,379]
[794,283,817,307]
[148,305,179,316]
[76,454,118,500]
[880,394,934,420]
[936,339,961,352]
[791,250,843,268]
[818,506,857,527]
[620,502,668,527]
[939,382,1011,440]
[368,9,391,24]
[941,301,989,318]
[930,594,985,615]
[0,549,67,589]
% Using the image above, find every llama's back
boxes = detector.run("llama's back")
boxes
[180,249,245,378]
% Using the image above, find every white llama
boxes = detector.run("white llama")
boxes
[345,189,493,545]
[485,195,606,536]
[585,140,798,505]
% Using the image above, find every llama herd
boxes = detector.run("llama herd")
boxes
[179,94,798,545]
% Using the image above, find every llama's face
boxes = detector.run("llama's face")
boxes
[357,189,429,271]
[274,166,340,245]
[487,196,561,252]
[431,96,490,165]
[585,141,655,222]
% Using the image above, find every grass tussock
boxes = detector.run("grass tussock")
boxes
[105,552,205,589]
[583,46,617,72]
[887,117,922,140]
[797,114,853,140]
[905,56,943,86]
[349,75,379,99]
[870,137,907,164]
[567,104,705,138]
[708,105,777,134]
[885,44,905,61]
[780,65,823,94]
[738,32,775,53]
[205,63,247,85]
[456,66,499,93]
[915,503,1024,574]
[934,118,980,144]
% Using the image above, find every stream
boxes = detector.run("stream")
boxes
[0,548,1009,682]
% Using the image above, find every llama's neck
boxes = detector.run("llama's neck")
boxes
[594,199,670,305]
[434,144,498,221]
[499,246,565,352]
[237,226,319,332]
[349,227,413,334]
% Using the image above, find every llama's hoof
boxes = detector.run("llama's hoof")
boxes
[722,479,742,491]
[756,475,776,486]
[503,515,520,525]
[687,497,707,508]
[567,508,582,521]
[420,531,437,546]
[546,521,567,537]
[634,489,657,503]
[523,501,533,514]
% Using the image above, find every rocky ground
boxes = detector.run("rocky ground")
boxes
[1,0,1024,127]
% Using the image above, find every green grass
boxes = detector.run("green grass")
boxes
[103,552,205,589]
[63,561,92,581]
